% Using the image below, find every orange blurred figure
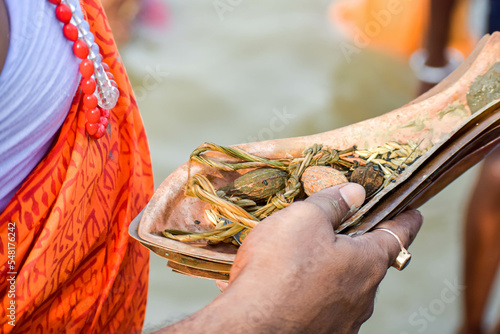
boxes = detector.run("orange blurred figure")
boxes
[330,0,475,59]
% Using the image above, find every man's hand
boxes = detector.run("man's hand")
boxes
[162,183,423,334]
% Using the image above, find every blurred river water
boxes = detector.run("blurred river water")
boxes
[119,0,498,332]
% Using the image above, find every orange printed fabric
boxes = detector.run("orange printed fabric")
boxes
[0,1,154,333]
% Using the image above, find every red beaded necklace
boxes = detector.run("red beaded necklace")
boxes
[48,0,119,139]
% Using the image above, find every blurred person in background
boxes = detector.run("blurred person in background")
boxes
[419,1,500,333]
[101,0,142,45]
[332,0,500,332]
[101,0,169,46]
[0,0,423,333]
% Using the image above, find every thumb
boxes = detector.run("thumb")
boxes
[303,183,366,230]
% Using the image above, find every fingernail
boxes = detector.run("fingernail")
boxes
[339,183,366,210]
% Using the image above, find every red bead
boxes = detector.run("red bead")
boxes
[79,59,94,78]
[83,94,98,109]
[73,40,89,59]
[81,78,96,95]
[101,109,110,118]
[106,72,114,81]
[85,122,98,136]
[92,124,106,139]
[48,0,61,4]
[55,4,72,23]
[86,108,101,123]
[101,62,110,71]
[63,23,78,41]
[99,116,109,128]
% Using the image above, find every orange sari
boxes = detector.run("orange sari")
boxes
[0,1,154,333]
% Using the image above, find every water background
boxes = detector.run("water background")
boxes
[119,1,499,332]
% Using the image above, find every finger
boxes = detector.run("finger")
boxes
[304,183,366,230]
[362,210,423,267]
[215,280,229,293]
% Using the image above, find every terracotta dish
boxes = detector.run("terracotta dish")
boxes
[131,33,500,281]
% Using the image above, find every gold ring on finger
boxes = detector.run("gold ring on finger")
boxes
[374,228,412,271]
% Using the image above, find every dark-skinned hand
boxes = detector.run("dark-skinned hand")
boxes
[160,183,423,334]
